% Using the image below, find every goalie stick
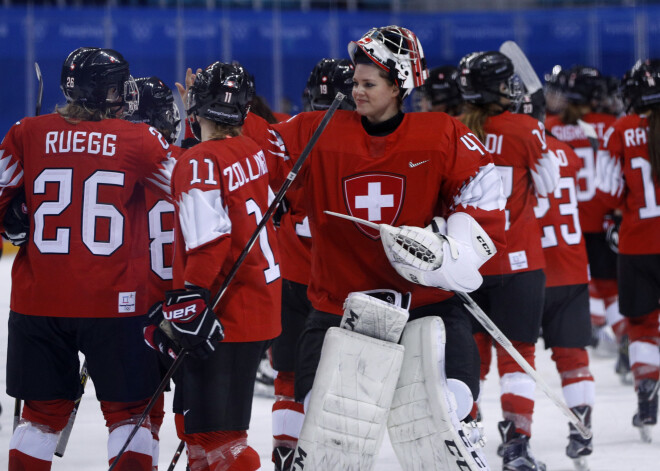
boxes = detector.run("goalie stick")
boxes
[54,360,89,457]
[324,210,593,440]
[109,92,345,471]
[14,61,44,433]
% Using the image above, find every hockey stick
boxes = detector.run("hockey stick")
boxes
[167,440,186,471]
[211,91,345,310]
[35,62,43,116]
[54,360,89,457]
[499,41,542,95]
[577,119,600,155]
[13,61,45,433]
[109,93,345,471]
[324,210,592,440]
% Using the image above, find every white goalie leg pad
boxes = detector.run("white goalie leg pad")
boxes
[340,290,410,343]
[292,327,404,471]
[387,317,490,471]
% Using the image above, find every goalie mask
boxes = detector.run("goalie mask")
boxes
[186,61,255,139]
[621,58,660,113]
[458,51,521,106]
[348,25,428,99]
[61,47,138,116]
[129,76,181,144]
[303,58,356,111]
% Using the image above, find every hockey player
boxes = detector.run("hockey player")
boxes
[458,50,560,471]
[156,61,282,471]
[543,65,569,118]
[269,57,356,471]
[521,91,595,469]
[267,25,506,470]
[545,66,624,356]
[419,65,464,116]
[596,58,660,443]
[0,47,175,470]
[127,75,184,470]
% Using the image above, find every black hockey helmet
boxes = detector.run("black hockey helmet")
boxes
[60,47,138,115]
[186,61,254,128]
[564,65,606,105]
[128,76,181,144]
[543,65,569,114]
[303,58,356,111]
[458,51,516,105]
[423,65,463,108]
[621,58,660,113]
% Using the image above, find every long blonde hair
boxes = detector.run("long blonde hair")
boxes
[55,103,115,123]
[459,103,502,143]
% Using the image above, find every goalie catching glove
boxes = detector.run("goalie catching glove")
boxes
[160,287,225,360]
[382,212,496,293]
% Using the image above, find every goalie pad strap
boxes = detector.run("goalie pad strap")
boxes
[292,327,404,471]
[387,317,489,471]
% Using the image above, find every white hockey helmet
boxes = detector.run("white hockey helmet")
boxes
[348,25,428,98]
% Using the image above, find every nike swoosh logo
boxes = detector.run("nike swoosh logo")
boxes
[183,409,190,416]
[409,160,429,168]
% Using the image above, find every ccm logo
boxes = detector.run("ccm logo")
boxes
[163,304,198,322]
[476,235,492,256]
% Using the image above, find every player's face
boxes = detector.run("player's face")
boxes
[352,64,400,124]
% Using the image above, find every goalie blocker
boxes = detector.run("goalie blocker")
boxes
[291,291,490,471]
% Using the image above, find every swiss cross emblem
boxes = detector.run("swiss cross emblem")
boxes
[342,173,405,240]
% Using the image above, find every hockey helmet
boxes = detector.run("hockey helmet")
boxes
[543,65,569,115]
[60,47,138,116]
[303,58,356,111]
[423,65,463,108]
[128,77,181,144]
[458,51,518,105]
[348,25,428,98]
[564,65,606,105]
[186,61,255,128]
[621,58,660,113]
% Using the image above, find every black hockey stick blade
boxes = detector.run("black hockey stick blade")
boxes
[55,360,89,457]
[108,351,188,471]
[167,440,186,471]
[35,62,43,117]
[13,399,21,431]
[211,91,345,310]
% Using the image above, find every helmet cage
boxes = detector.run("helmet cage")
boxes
[129,77,181,144]
[348,25,428,98]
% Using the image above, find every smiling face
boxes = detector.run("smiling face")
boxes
[352,63,400,124]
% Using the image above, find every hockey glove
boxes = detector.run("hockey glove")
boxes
[162,288,224,360]
[382,213,496,293]
[1,190,29,246]
[143,302,181,362]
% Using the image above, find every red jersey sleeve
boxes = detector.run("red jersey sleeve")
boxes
[0,121,27,223]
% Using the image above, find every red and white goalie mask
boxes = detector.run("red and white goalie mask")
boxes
[348,25,429,99]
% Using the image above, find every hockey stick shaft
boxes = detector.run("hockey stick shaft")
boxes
[455,290,592,439]
[54,360,89,457]
[13,62,45,433]
[108,351,188,471]
[167,440,186,471]
[212,91,345,310]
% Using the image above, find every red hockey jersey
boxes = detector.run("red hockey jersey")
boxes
[479,112,559,276]
[0,114,175,318]
[272,110,506,316]
[597,114,660,255]
[171,135,282,342]
[545,112,617,232]
[534,136,589,287]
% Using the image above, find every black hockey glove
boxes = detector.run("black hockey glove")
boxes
[162,287,224,360]
[604,213,621,254]
[1,190,29,246]
[143,302,182,363]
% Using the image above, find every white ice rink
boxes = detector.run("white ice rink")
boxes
[0,250,656,470]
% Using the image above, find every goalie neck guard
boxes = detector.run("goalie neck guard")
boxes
[348,25,428,99]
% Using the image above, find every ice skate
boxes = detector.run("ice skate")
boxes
[254,355,276,398]
[272,446,295,471]
[566,406,592,471]
[632,379,658,443]
[614,335,632,385]
[498,420,546,471]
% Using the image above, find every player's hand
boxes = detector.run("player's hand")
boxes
[1,190,29,246]
[162,287,224,360]
[143,302,181,362]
